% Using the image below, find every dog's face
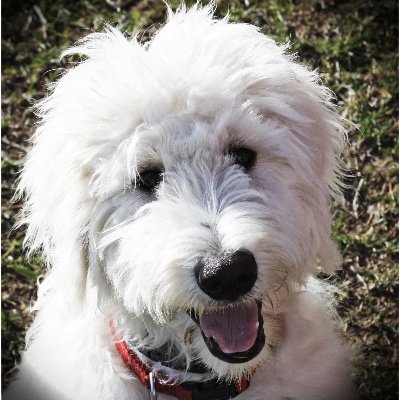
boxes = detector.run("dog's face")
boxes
[88,105,339,378]
[90,109,295,378]
[20,6,344,381]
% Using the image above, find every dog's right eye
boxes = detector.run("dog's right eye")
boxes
[137,169,163,191]
[228,146,257,171]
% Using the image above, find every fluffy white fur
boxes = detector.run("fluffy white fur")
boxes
[6,3,354,399]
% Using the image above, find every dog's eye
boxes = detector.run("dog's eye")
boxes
[138,169,163,191]
[229,146,256,170]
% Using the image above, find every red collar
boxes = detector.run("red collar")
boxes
[111,322,251,400]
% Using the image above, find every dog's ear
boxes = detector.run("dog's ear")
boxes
[295,77,345,275]
[15,136,93,310]
[15,28,146,311]
[247,65,345,274]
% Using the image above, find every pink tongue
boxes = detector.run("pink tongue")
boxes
[199,302,259,354]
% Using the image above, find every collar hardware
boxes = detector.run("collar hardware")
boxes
[149,371,158,400]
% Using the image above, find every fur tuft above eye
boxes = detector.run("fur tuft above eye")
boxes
[228,146,257,170]
[137,169,163,191]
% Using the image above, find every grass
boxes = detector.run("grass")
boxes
[2,0,398,398]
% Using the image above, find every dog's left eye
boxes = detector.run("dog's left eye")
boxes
[137,169,163,191]
[229,146,256,170]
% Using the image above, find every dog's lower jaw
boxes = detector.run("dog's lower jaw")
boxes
[189,301,266,364]
[187,310,281,383]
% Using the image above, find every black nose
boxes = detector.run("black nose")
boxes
[195,249,257,301]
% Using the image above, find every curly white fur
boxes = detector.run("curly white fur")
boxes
[6,3,354,399]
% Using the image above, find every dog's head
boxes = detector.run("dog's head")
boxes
[18,4,344,380]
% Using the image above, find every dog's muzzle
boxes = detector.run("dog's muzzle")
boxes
[192,250,264,363]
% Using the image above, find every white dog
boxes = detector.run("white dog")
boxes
[6,4,355,399]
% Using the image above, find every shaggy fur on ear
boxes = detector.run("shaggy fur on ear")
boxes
[7,3,354,400]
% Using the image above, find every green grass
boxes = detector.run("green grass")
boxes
[2,0,398,398]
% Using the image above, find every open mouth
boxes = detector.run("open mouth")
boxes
[189,300,265,364]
